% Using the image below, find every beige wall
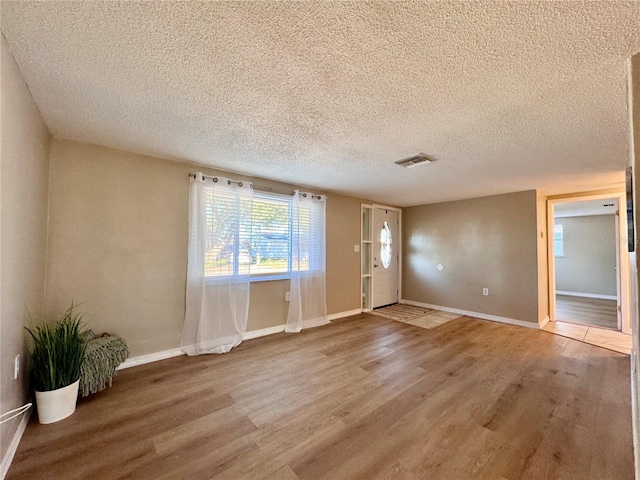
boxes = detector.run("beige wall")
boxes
[536,191,549,323]
[554,215,617,296]
[402,190,540,324]
[0,36,51,458]
[326,193,365,314]
[45,139,367,357]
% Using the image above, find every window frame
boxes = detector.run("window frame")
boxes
[249,191,293,282]
[203,190,296,283]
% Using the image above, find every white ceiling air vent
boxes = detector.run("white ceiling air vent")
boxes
[395,153,436,168]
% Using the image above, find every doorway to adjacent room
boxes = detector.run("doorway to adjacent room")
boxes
[548,192,631,335]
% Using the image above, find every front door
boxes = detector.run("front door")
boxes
[372,208,399,308]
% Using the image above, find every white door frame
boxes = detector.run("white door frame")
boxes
[371,204,402,308]
[547,192,631,333]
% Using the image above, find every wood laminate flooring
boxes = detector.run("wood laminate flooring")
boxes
[555,294,618,330]
[8,314,633,480]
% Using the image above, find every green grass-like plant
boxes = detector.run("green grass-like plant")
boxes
[25,303,88,392]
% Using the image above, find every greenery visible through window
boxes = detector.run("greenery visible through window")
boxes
[204,191,302,280]
[553,224,564,257]
[250,194,291,276]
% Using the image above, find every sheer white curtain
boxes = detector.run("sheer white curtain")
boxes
[181,173,253,355]
[286,191,328,332]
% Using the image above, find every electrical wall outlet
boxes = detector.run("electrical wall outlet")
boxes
[482,288,489,296]
[14,354,20,380]
[285,292,290,302]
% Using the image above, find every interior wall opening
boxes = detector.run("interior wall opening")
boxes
[553,197,620,330]
[547,192,631,336]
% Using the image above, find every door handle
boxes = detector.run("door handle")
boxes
[374,264,379,268]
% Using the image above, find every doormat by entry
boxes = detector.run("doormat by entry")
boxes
[370,303,432,321]
[370,303,462,330]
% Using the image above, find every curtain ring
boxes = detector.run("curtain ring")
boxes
[227,180,231,185]
[213,178,218,183]
[302,193,308,198]
[238,182,243,187]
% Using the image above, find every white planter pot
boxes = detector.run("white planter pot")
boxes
[35,379,80,424]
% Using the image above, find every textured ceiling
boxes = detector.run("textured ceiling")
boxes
[2,2,639,206]
[554,198,618,218]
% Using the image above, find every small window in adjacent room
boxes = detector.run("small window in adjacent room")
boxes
[553,224,564,257]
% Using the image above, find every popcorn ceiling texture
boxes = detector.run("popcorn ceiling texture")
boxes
[1,1,639,206]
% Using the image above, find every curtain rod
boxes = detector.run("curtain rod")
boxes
[189,172,247,188]
[189,173,325,199]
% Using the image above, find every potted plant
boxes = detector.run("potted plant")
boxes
[25,303,87,424]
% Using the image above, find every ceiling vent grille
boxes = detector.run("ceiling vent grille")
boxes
[395,153,435,168]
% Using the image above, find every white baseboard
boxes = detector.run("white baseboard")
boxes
[118,347,184,370]
[538,315,550,329]
[327,308,362,321]
[248,309,361,335]
[119,309,362,370]
[556,290,617,300]
[243,325,285,340]
[400,299,540,330]
[302,317,330,329]
[0,406,31,480]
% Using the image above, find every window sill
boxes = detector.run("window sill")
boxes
[203,270,319,283]
[202,273,289,284]
[250,274,290,283]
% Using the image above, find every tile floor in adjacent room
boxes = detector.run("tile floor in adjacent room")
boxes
[542,320,632,354]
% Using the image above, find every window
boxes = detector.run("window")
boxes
[251,193,291,277]
[380,221,392,269]
[553,224,564,257]
[203,184,253,278]
[203,188,317,281]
